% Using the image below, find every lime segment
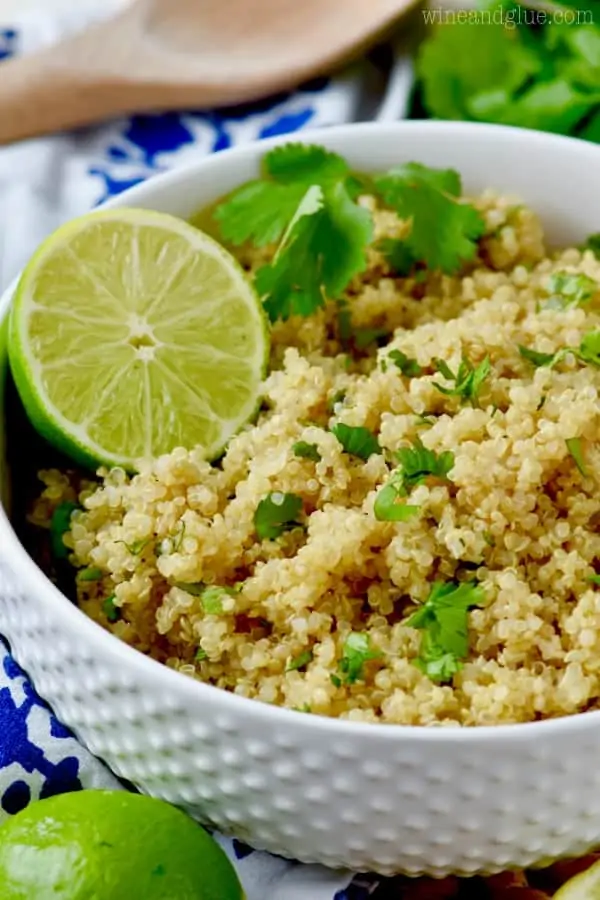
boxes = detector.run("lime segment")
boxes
[8,208,268,470]
[555,859,600,899]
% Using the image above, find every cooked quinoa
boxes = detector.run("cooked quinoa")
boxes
[29,189,600,727]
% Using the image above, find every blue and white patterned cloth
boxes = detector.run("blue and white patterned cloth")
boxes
[0,7,413,898]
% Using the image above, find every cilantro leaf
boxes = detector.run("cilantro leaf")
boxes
[50,501,79,560]
[200,586,229,615]
[588,575,600,587]
[331,423,381,460]
[265,143,349,184]
[374,439,454,522]
[195,647,208,662]
[383,349,423,377]
[406,581,485,684]
[578,329,600,367]
[292,441,321,462]
[518,344,562,368]
[582,233,600,257]
[213,143,349,248]
[214,181,307,248]
[565,438,588,477]
[546,271,597,308]
[417,20,538,121]
[102,595,120,623]
[378,238,416,275]
[375,164,485,274]
[433,355,491,406]
[353,327,390,350]
[337,632,381,684]
[286,649,313,672]
[256,182,372,322]
[254,492,303,540]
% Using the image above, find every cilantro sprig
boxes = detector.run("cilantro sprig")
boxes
[381,349,423,377]
[374,438,454,522]
[406,580,485,683]
[374,163,485,274]
[254,492,304,540]
[433,355,491,406]
[50,501,79,560]
[544,272,597,309]
[518,329,600,370]
[331,423,381,461]
[292,441,321,462]
[565,438,589,477]
[331,632,382,686]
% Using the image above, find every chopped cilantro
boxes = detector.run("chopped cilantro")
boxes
[406,580,485,684]
[195,647,208,662]
[354,327,390,350]
[337,632,381,684]
[433,355,491,406]
[286,649,313,672]
[50,501,79,560]
[292,441,321,462]
[254,492,303,540]
[117,537,151,555]
[79,567,103,582]
[587,575,600,587]
[518,344,562,368]
[102,595,120,623]
[378,237,416,275]
[255,182,372,322]
[578,329,600,367]
[175,582,236,614]
[384,349,423,377]
[374,163,485,274]
[331,423,381,460]
[374,438,454,522]
[565,437,589,477]
[546,272,597,309]
[330,674,342,688]
[583,233,600,257]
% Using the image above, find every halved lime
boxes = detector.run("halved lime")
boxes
[555,859,600,899]
[9,208,268,470]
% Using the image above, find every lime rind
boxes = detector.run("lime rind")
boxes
[8,208,269,471]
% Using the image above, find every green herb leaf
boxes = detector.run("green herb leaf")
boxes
[255,180,372,322]
[102,595,120,623]
[195,647,208,662]
[117,537,151,555]
[578,329,600,367]
[213,143,349,247]
[287,649,313,672]
[406,580,485,684]
[330,674,342,688]
[50,502,79,560]
[587,575,600,587]
[518,344,562,368]
[254,492,304,540]
[338,632,381,684]
[328,389,346,413]
[377,237,416,275]
[353,327,390,350]
[79,567,103,582]
[292,441,321,462]
[374,438,454,522]
[201,586,229,615]
[331,423,381,460]
[433,355,491,406]
[386,349,423,378]
[565,437,589,477]
[374,163,485,274]
[546,271,597,308]
[582,233,600,257]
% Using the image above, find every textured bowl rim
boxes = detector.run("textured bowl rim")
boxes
[2,119,600,743]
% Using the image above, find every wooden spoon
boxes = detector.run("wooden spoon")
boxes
[0,0,416,145]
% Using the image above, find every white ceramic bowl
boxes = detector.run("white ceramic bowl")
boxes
[2,121,600,878]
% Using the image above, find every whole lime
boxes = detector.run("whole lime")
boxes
[0,790,244,900]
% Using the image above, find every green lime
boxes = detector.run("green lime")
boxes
[555,859,600,899]
[0,790,244,900]
[8,208,268,471]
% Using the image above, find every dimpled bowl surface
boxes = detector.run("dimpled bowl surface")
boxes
[2,122,600,877]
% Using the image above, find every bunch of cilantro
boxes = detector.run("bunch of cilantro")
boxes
[213,144,485,323]
[415,0,600,141]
